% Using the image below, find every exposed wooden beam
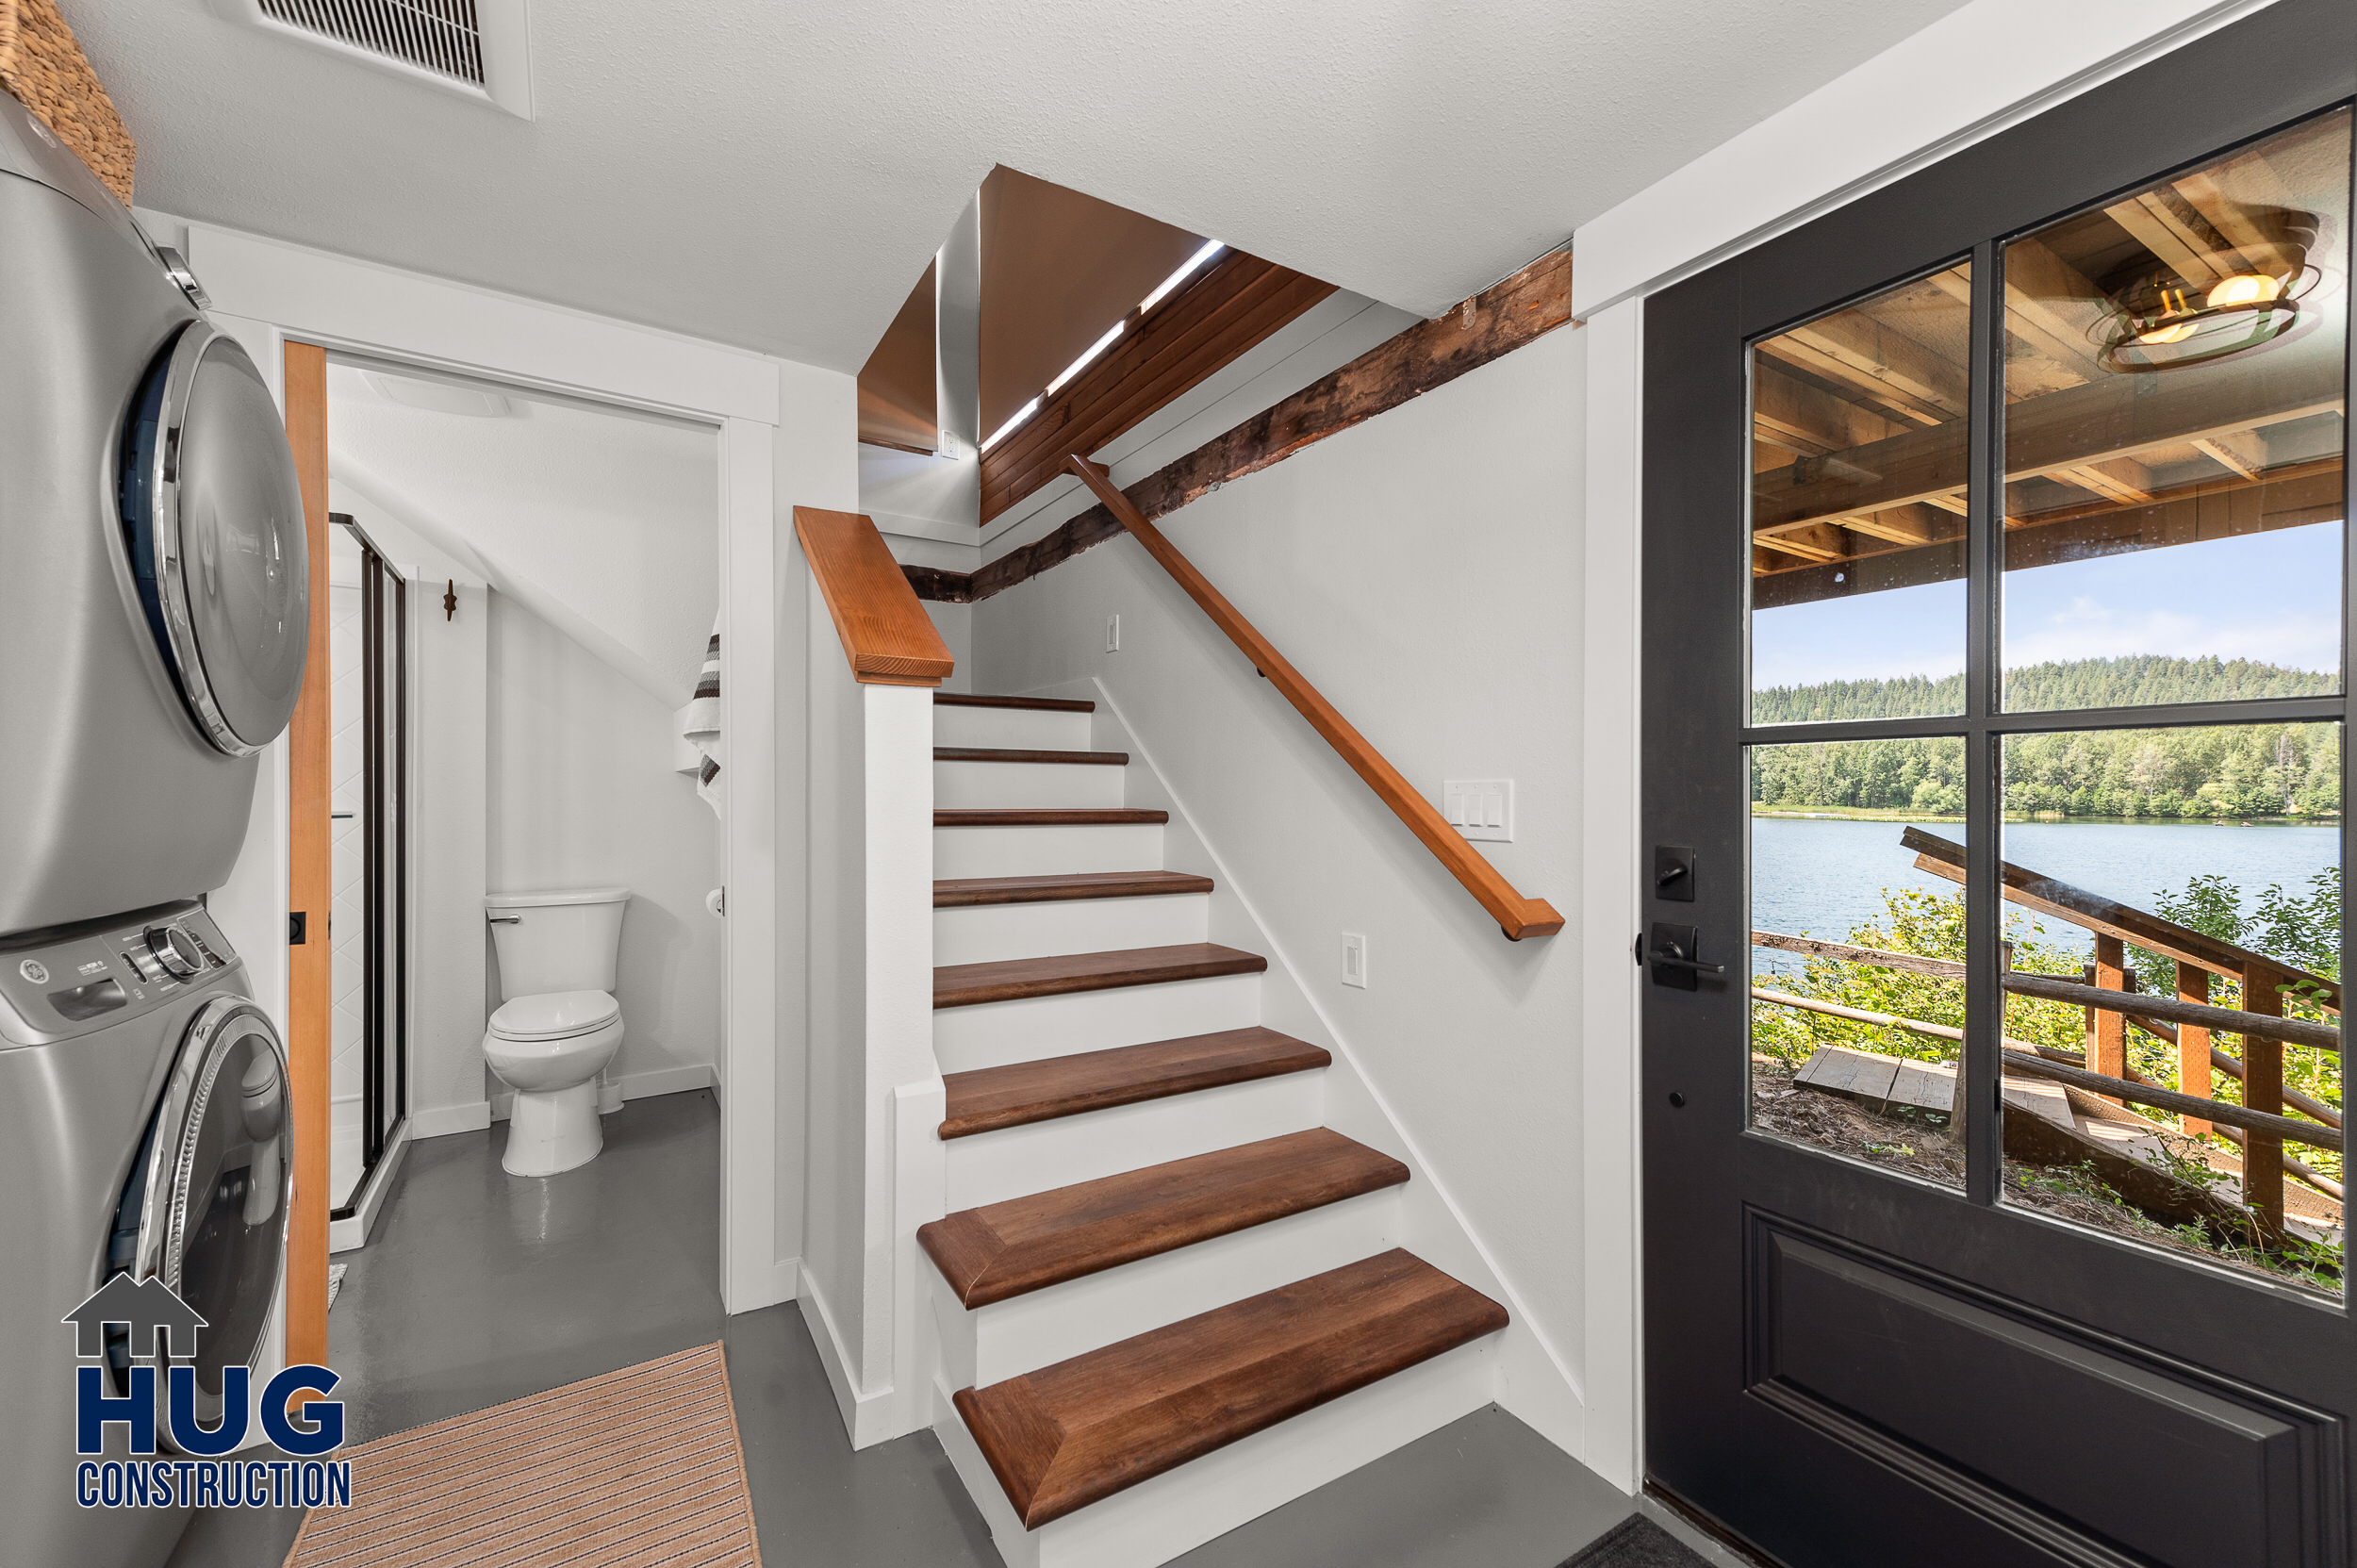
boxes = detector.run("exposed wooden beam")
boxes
[907,249,1576,605]
[1754,338,2345,532]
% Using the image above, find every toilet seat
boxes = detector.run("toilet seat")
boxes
[488,989,618,1041]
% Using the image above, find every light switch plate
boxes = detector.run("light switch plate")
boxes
[1341,932,1368,989]
[1442,779,1514,842]
[1105,613,1122,652]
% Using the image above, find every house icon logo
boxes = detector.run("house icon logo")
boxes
[61,1274,208,1362]
[62,1275,353,1512]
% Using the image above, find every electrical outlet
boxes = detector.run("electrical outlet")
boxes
[1442,779,1514,842]
[1342,932,1368,989]
[1105,613,1122,652]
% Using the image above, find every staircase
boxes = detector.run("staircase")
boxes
[924,689,1509,1568]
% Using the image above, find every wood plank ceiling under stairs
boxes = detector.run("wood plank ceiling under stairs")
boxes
[926,688,1508,1560]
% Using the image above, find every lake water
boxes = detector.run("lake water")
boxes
[1752,816,2339,979]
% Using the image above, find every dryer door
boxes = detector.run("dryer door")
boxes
[121,323,309,756]
[127,997,292,1425]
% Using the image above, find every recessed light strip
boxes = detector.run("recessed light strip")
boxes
[1047,322,1126,397]
[981,398,1042,454]
[1141,239,1225,313]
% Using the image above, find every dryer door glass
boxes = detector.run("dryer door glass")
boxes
[140,1001,291,1411]
[121,324,309,756]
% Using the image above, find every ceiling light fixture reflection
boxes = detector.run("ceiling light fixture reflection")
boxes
[2095,206,2316,371]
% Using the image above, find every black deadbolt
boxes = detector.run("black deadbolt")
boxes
[1653,845,1696,902]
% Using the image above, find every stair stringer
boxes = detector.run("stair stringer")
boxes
[1068,672,1586,1458]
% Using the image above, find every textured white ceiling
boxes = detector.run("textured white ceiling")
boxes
[71,0,1969,373]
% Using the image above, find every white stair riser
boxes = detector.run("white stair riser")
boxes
[933,1189,1405,1389]
[943,1071,1323,1210]
[933,894,1208,966]
[933,974,1261,1074]
[933,1334,1499,1568]
[935,759,1127,810]
[934,823,1163,879]
[934,705,1094,751]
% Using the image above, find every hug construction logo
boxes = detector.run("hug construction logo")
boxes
[61,1275,351,1511]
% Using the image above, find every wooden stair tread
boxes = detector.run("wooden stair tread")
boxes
[934,870,1213,907]
[934,746,1129,765]
[940,1028,1327,1138]
[935,692,1096,712]
[920,1129,1401,1306]
[934,808,1168,827]
[952,1248,1506,1527]
[935,943,1265,1008]
[919,1131,1395,1301]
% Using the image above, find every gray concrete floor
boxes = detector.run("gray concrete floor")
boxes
[169,1089,1635,1568]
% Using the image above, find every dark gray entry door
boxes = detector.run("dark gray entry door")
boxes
[1640,8,2355,1563]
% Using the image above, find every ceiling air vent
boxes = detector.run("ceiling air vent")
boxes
[208,0,533,119]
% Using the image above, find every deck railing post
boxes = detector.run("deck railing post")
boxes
[2088,935,2128,1106]
[2239,959,2286,1230]
[2176,960,2214,1140]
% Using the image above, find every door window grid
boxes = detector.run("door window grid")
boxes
[1742,106,2349,1293]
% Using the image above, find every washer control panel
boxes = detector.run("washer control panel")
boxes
[0,901,239,1045]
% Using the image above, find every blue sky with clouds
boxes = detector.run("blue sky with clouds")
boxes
[1751,522,2344,691]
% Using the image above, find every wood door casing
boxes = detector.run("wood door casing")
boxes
[282,340,330,1368]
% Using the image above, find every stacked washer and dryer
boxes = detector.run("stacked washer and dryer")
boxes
[1,91,312,1568]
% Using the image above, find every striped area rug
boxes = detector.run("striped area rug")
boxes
[283,1342,761,1568]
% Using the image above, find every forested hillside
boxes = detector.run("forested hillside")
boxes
[1751,655,2335,725]
[1751,658,2341,817]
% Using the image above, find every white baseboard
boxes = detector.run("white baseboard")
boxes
[798,1269,900,1449]
[487,1061,717,1121]
[409,1100,491,1139]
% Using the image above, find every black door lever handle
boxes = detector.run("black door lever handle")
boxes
[1646,922,1722,991]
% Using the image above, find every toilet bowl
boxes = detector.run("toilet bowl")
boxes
[483,888,630,1177]
[484,991,624,1176]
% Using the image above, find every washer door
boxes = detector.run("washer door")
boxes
[127,998,292,1424]
[120,322,309,756]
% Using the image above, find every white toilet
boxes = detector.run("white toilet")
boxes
[483,887,630,1177]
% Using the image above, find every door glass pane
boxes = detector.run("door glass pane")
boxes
[2002,108,2349,710]
[1750,737,1968,1189]
[1997,723,2342,1296]
[1752,265,1971,724]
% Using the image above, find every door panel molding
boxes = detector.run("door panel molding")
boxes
[1748,1211,2344,1568]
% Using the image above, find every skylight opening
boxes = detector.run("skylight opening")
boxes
[981,398,1042,454]
[1047,322,1125,397]
[1140,240,1226,313]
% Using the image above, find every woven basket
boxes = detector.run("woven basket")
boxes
[0,0,133,206]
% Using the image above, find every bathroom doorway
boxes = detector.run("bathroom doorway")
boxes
[328,514,412,1247]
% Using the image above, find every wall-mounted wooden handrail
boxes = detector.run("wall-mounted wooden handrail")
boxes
[796,506,955,686]
[1063,454,1562,941]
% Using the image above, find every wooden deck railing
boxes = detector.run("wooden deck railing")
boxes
[1752,828,2347,1230]
[1899,827,2341,1227]
[795,506,955,686]
[1063,454,1563,941]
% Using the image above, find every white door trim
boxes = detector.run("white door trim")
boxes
[176,219,797,1315]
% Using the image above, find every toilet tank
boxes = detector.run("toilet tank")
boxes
[486,888,629,999]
